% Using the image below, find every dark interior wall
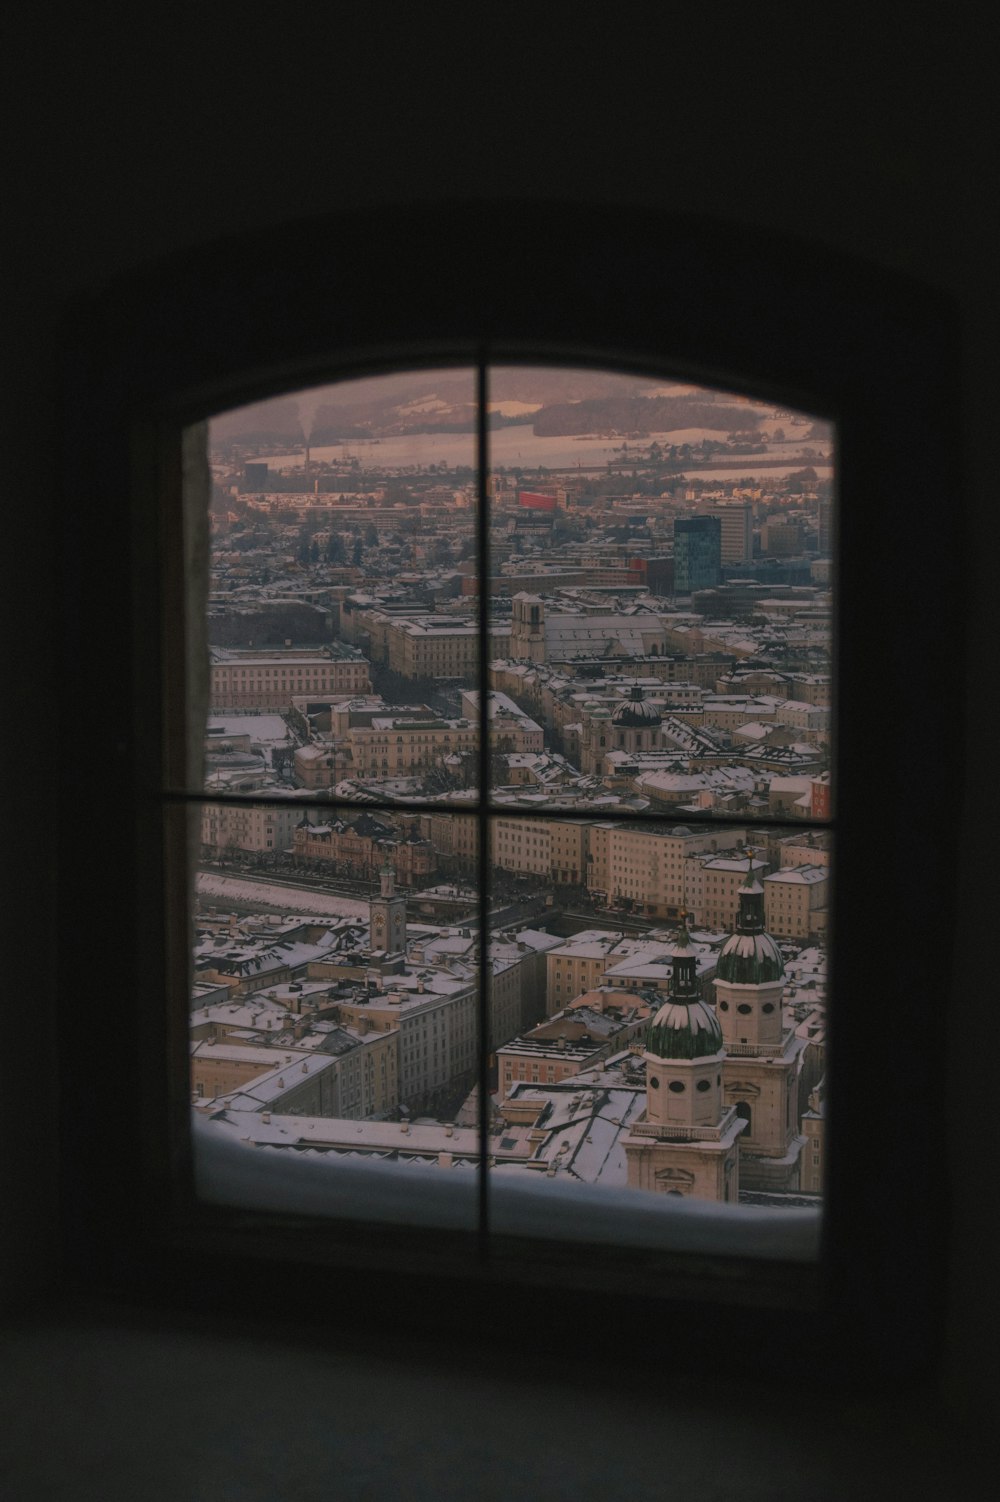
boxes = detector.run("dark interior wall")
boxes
[2,15,995,1417]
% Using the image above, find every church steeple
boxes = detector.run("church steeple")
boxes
[369,857,406,955]
[733,857,767,934]
[714,852,785,1051]
[667,915,699,998]
[712,853,805,1191]
[643,918,725,1128]
[623,914,743,1202]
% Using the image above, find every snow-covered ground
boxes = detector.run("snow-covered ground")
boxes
[196,871,368,919]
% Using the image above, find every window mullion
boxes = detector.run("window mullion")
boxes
[475,357,491,1257]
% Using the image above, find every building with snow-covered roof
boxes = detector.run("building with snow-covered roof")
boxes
[764,864,828,938]
[209,643,370,708]
[623,923,744,1202]
[545,930,626,1015]
[193,1046,344,1112]
[632,764,759,811]
[489,930,562,1044]
[510,592,670,666]
[585,821,749,922]
[684,852,769,930]
[292,811,436,887]
[380,612,510,680]
[497,996,653,1100]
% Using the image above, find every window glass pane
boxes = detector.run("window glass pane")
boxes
[486,818,825,1251]
[486,366,834,822]
[194,369,480,807]
[191,809,481,1233]
[183,359,830,1257]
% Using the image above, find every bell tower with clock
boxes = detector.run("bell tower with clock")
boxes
[369,858,407,955]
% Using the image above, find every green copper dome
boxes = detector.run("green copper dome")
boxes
[611,682,662,729]
[716,930,785,983]
[715,864,785,983]
[645,918,722,1059]
[647,998,724,1060]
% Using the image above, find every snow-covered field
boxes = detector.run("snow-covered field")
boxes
[196,871,368,919]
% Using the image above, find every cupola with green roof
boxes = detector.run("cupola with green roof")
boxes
[610,681,662,729]
[714,860,785,1053]
[646,921,723,1060]
[715,864,785,984]
[643,919,726,1131]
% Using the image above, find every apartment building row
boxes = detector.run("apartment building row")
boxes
[410,814,828,938]
[292,813,437,887]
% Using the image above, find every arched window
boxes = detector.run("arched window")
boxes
[62,202,961,1392]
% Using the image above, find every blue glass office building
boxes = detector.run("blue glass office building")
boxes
[674,516,722,593]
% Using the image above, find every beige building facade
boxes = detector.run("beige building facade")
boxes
[209,647,370,709]
[545,933,623,1015]
[192,1034,398,1122]
[586,823,748,920]
[800,1082,825,1194]
[201,800,303,854]
[418,811,479,877]
[685,853,768,930]
[764,865,828,938]
[383,615,511,680]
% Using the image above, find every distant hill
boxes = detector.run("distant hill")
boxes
[532,394,768,437]
[209,369,759,452]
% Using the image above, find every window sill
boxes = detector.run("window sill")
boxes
[193,1114,820,1263]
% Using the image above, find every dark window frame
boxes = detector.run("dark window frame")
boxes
[59,203,961,1390]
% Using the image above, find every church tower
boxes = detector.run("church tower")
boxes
[510,593,546,664]
[715,863,807,1192]
[369,858,407,955]
[623,920,744,1202]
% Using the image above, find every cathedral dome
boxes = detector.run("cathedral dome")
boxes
[715,929,785,983]
[645,921,722,1059]
[646,997,723,1060]
[715,868,785,983]
[611,683,662,728]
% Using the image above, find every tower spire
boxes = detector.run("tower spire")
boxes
[734,845,766,934]
[669,910,700,1001]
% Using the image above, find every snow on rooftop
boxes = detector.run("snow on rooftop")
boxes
[207,714,292,744]
[766,866,828,885]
